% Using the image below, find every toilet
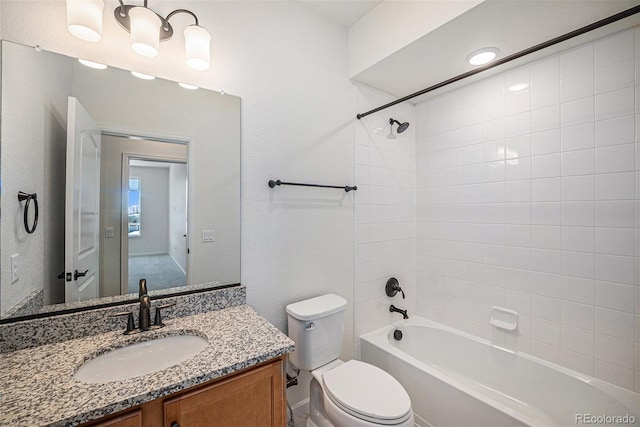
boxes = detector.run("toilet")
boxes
[286,294,414,427]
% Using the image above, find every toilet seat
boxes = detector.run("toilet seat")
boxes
[322,360,412,425]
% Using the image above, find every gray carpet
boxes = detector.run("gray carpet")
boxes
[128,254,187,293]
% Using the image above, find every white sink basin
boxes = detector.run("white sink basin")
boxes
[74,335,208,383]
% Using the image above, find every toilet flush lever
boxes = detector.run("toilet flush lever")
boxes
[305,322,315,331]
[385,277,405,299]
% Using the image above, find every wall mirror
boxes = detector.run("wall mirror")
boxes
[0,40,241,320]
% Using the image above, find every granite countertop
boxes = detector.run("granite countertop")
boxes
[0,305,295,427]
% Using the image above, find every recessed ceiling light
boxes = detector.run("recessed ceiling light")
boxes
[178,82,199,90]
[78,58,107,69]
[467,47,499,66]
[131,71,155,80]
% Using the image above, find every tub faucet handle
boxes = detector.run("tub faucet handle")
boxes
[385,277,405,299]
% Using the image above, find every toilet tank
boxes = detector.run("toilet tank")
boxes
[286,294,347,371]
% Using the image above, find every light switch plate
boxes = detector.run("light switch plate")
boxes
[10,253,19,283]
[202,230,215,242]
[105,227,114,238]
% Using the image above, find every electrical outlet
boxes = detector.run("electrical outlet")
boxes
[105,227,114,238]
[202,230,215,242]
[10,254,19,283]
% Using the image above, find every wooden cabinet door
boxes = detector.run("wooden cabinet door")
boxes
[89,410,142,427]
[164,359,285,427]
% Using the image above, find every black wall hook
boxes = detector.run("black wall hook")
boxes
[17,191,38,234]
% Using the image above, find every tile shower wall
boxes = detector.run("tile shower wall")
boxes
[415,28,640,393]
[354,83,416,354]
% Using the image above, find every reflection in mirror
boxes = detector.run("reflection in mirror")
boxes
[0,40,241,320]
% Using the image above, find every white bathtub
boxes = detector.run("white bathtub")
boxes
[360,316,640,427]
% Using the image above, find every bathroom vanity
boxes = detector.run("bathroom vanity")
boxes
[0,287,295,426]
[84,356,285,427]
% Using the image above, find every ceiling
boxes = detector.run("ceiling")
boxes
[352,0,640,105]
[298,0,382,28]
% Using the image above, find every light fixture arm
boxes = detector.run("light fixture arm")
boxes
[164,9,199,31]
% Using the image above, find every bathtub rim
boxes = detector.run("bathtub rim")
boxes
[360,316,640,426]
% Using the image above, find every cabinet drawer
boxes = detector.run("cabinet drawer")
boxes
[88,409,142,427]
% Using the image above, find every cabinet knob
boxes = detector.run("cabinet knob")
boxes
[170,422,180,427]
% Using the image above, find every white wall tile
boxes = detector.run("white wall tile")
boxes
[562,324,594,356]
[561,97,594,127]
[594,115,635,147]
[561,123,594,152]
[532,154,561,178]
[531,106,559,133]
[560,70,593,102]
[560,44,593,78]
[595,200,635,228]
[532,129,560,155]
[412,28,638,393]
[562,201,595,226]
[561,226,594,252]
[595,143,635,174]
[561,149,594,176]
[595,59,634,94]
[595,307,634,340]
[594,30,634,68]
[595,281,635,313]
[595,172,635,200]
[561,300,594,329]
[595,228,635,256]
[595,87,634,121]
[532,178,561,201]
[561,176,594,201]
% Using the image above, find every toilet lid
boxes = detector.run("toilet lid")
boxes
[322,360,411,423]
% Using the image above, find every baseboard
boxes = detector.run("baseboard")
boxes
[129,251,168,257]
[168,251,187,276]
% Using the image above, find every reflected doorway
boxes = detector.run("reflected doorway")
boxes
[125,159,188,293]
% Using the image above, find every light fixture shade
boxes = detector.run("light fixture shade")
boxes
[67,0,104,42]
[129,7,162,57]
[184,25,211,70]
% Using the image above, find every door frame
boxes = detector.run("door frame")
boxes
[100,125,194,296]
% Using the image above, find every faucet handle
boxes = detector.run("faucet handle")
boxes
[153,303,176,328]
[110,311,136,334]
[385,277,405,299]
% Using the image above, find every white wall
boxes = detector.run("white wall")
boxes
[169,164,188,272]
[128,166,170,256]
[0,42,72,315]
[415,27,640,393]
[353,83,416,357]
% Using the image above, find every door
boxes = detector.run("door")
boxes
[65,97,101,302]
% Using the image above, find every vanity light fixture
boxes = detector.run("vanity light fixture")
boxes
[178,82,199,90]
[131,70,155,80]
[66,0,212,70]
[466,47,499,66]
[78,58,107,69]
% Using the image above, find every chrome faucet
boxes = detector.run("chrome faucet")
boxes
[389,304,409,319]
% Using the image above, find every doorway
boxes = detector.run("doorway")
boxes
[125,158,188,293]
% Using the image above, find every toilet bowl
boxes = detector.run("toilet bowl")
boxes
[285,294,414,427]
[308,359,414,427]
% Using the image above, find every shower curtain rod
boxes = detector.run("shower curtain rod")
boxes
[356,4,640,120]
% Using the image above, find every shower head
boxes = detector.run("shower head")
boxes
[390,118,410,134]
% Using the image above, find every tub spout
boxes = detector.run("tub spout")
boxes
[389,304,409,319]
